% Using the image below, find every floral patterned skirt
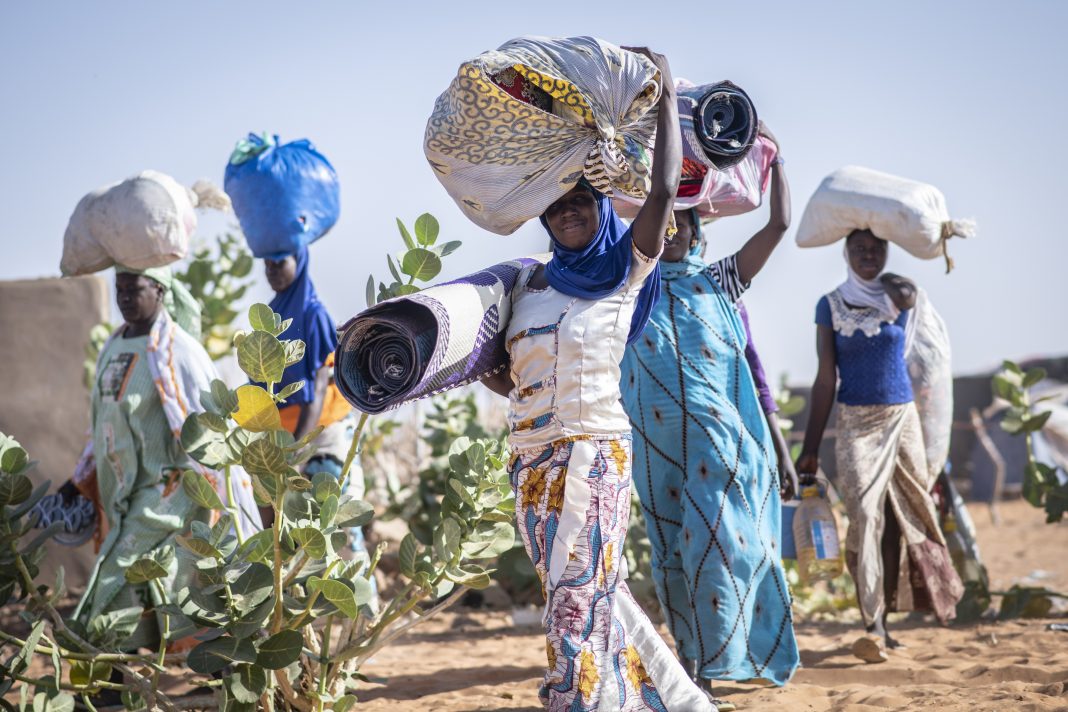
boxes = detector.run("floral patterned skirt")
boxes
[510,436,712,711]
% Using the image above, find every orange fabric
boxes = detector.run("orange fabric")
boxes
[278,353,352,434]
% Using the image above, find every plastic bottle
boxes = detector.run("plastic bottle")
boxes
[793,484,844,583]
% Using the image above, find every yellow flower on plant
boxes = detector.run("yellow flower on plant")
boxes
[577,649,600,701]
[623,644,651,691]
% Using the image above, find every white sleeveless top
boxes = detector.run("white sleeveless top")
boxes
[504,243,659,450]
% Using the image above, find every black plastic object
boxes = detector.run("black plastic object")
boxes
[694,81,758,169]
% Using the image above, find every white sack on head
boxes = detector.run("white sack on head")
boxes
[61,171,228,276]
[795,166,975,272]
[424,36,661,235]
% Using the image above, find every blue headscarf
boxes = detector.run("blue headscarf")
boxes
[269,247,337,406]
[539,185,660,344]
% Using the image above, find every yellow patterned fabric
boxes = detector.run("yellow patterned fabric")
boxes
[424,36,662,235]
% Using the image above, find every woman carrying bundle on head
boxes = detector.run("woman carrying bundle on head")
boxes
[796,229,963,662]
[619,123,799,708]
[480,47,716,711]
[69,266,261,667]
[225,133,375,584]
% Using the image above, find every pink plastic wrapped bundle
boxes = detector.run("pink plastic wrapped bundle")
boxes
[614,79,777,220]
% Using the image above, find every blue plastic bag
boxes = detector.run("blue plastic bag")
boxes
[224,133,340,259]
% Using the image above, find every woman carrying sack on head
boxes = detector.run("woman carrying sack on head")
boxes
[70,266,261,664]
[796,230,963,663]
[619,124,799,708]
[480,47,716,711]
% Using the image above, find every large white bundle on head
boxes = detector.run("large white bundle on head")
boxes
[424,36,661,235]
[61,171,231,276]
[796,166,975,272]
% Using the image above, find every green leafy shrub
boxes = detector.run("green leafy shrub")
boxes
[993,360,1066,522]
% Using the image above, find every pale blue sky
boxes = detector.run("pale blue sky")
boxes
[2,1,1066,383]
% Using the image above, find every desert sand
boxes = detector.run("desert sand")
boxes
[354,498,1068,711]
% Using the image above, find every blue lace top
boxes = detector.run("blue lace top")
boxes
[816,293,913,406]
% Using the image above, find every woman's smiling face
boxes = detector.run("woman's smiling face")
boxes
[544,185,600,249]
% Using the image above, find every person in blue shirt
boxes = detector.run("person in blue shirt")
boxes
[797,229,962,663]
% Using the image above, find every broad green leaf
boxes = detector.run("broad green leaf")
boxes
[336,498,374,528]
[125,557,169,584]
[307,577,359,618]
[255,629,304,669]
[233,385,282,433]
[42,694,74,712]
[237,331,286,385]
[319,494,339,528]
[313,474,341,503]
[414,213,440,246]
[87,607,141,649]
[229,664,268,704]
[393,284,420,296]
[243,437,287,476]
[230,562,273,612]
[291,527,328,559]
[0,473,32,507]
[227,594,275,639]
[351,575,374,607]
[399,533,418,579]
[274,318,293,338]
[1002,360,1024,375]
[401,248,442,282]
[248,304,276,332]
[434,517,462,563]
[181,414,228,468]
[1022,410,1053,433]
[0,444,28,474]
[187,636,257,675]
[69,660,112,689]
[444,563,489,589]
[197,411,230,434]
[233,253,254,278]
[176,535,222,560]
[238,529,275,563]
[276,380,306,403]
[395,217,416,250]
[182,470,225,510]
[435,240,462,257]
[283,340,305,368]
[1022,367,1047,389]
[335,695,357,712]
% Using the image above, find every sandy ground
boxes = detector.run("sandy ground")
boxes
[354,498,1068,711]
[4,500,1065,711]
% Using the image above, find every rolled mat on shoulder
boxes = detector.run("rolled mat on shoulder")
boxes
[335,257,540,414]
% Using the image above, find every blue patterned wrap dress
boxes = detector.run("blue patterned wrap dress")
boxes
[620,253,799,686]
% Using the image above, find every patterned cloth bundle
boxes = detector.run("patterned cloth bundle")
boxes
[424,36,662,235]
[335,257,539,413]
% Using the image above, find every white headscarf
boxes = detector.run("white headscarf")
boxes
[835,244,899,321]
